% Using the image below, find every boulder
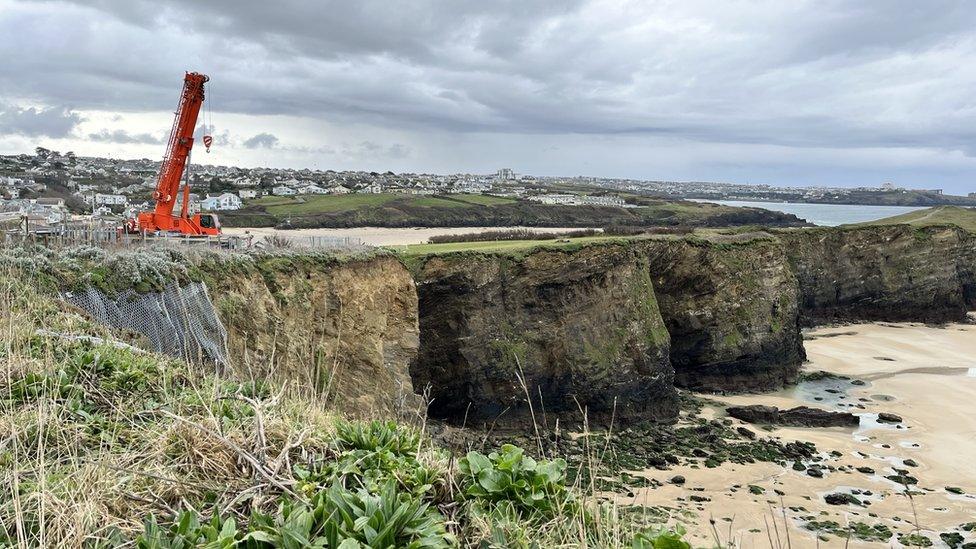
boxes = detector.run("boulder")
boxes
[727,405,859,428]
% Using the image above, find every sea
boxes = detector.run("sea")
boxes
[691,199,927,227]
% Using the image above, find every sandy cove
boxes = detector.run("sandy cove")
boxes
[620,322,976,548]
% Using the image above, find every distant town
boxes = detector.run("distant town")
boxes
[2,147,974,228]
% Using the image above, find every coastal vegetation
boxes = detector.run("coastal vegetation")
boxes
[220,192,805,230]
[858,205,976,232]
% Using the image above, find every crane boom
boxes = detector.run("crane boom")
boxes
[131,71,220,236]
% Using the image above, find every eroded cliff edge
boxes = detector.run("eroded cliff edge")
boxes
[779,225,976,324]
[410,243,678,427]
[639,237,805,392]
[199,252,421,418]
[40,223,974,429]
[408,224,975,425]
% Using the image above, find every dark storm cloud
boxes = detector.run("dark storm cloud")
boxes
[0,103,83,137]
[242,132,279,149]
[2,0,976,158]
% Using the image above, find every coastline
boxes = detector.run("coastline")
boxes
[621,321,976,547]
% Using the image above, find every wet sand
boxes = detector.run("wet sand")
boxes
[223,226,592,246]
[623,322,976,548]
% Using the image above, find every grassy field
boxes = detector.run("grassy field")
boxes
[396,235,623,256]
[224,191,806,230]
[856,205,976,232]
[263,193,400,215]
[449,193,518,206]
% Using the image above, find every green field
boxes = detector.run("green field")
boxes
[263,193,400,215]
[224,190,805,230]
[396,235,623,256]
[449,193,518,206]
[856,205,976,232]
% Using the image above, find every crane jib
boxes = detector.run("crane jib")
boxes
[130,72,220,237]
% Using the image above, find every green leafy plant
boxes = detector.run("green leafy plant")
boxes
[631,525,691,549]
[136,481,453,548]
[458,444,569,518]
[334,420,421,455]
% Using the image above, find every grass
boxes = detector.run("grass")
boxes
[395,235,623,256]
[263,193,401,215]
[409,196,469,208]
[225,190,803,230]
[855,205,976,232]
[449,194,517,206]
[0,257,692,547]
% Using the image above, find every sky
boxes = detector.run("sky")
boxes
[1,0,975,192]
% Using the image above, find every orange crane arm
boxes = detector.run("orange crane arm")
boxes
[130,71,220,236]
[152,72,208,217]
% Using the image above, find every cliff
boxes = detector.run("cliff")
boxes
[639,237,805,391]
[779,225,976,325]
[199,252,421,418]
[411,243,678,427]
[32,222,975,428]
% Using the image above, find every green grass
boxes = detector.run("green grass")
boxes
[855,205,976,232]
[263,193,401,215]
[410,196,470,208]
[395,235,623,256]
[450,193,517,206]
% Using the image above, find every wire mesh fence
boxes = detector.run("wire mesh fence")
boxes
[0,226,369,252]
[63,281,230,367]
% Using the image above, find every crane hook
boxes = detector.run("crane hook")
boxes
[203,135,213,153]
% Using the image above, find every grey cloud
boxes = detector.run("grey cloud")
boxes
[4,0,976,189]
[0,103,83,137]
[242,132,279,149]
[342,141,411,160]
[87,129,162,144]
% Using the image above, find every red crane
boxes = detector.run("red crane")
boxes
[128,72,220,235]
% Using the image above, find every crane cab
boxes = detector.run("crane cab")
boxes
[195,213,220,235]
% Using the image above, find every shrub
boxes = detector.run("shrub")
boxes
[458,444,569,518]
[136,481,453,548]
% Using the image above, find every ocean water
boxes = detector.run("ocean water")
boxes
[693,200,927,226]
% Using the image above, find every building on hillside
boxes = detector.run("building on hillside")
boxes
[496,168,515,181]
[529,193,577,205]
[174,193,201,216]
[201,192,242,211]
[272,185,297,196]
[578,194,626,207]
[297,184,327,195]
[238,189,259,200]
[326,185,351,194]
[94,193,127,206]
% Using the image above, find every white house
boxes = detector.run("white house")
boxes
[272,185,297,196]
[326,185,351,195]
[201,192,242,211]
[238,189,259,200]
[94,193,128,206]
[362,182,382,194]
[297,184,328,195]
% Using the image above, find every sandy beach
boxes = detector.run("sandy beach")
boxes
[222,226,593,246]
[622,322,976,548]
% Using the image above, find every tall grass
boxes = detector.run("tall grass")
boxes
[0,269,691,547]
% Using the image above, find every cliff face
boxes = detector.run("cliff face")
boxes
[640,238,805,392]
[780,226,976,325]
[411,244,678,427]
[201,253,421,418]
